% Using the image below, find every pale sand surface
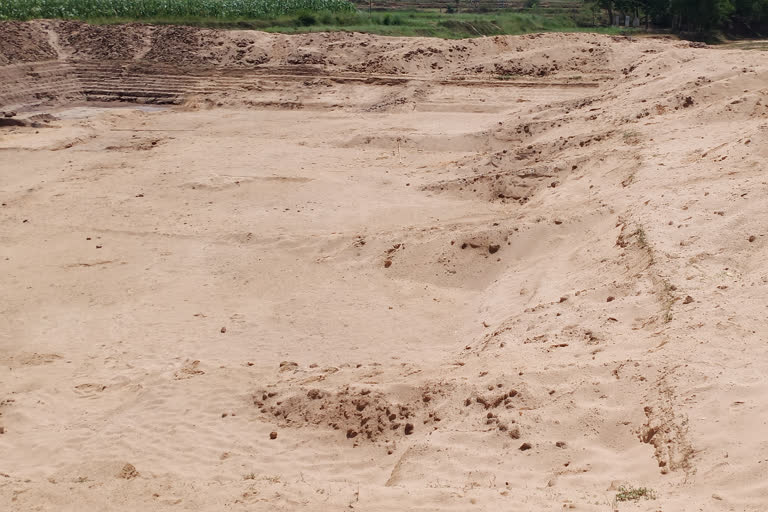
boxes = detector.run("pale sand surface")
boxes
[1,22,768,511]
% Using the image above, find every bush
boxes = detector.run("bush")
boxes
[334,12,362,24]
[438,19,502,35]
[297,11,317,25]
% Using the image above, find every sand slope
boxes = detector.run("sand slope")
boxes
[1,22,768,511]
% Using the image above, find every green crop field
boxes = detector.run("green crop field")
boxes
[0,0,356,20]
[0,0,634,39]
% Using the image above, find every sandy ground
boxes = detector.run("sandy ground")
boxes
[2,21,768,511]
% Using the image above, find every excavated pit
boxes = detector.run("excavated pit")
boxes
[3,20,768,512]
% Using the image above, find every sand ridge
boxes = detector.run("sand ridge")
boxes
[1,21,768,511]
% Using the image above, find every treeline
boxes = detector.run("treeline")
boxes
[594,0,768,33]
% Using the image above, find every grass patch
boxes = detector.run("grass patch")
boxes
[615,485,657,502]
[622,129,641,145]
[261,11,632,38]
[0,3,637,39]
[723,40,768,50]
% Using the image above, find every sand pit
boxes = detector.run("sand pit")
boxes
[2,21,768,511]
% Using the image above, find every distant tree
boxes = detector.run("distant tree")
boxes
[638,0,671,26]
[670,0,734,30]
[598,0,616,24]
[732,0,768,26]
[590,0,756,31]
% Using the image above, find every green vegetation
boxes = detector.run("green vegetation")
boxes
[725,39,768,49]
[622,129,641,145]
[0,0,356,20]
[259,10,611,37]
[0,0,625,38]
[3,0,765,38]
[593,0,768,34]
[52,10,627,38]
[615,485,657,502]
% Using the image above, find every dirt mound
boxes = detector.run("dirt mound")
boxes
[424,161,568,204]
[142,25,220,66]
[252,375,534,450]
[423,126,612,203]
[253,383,451,444]
[0,21,57,65]
[467,41,613,77]
[56,21,148,61]
[1,21,644,78]
[347,43,454,75]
